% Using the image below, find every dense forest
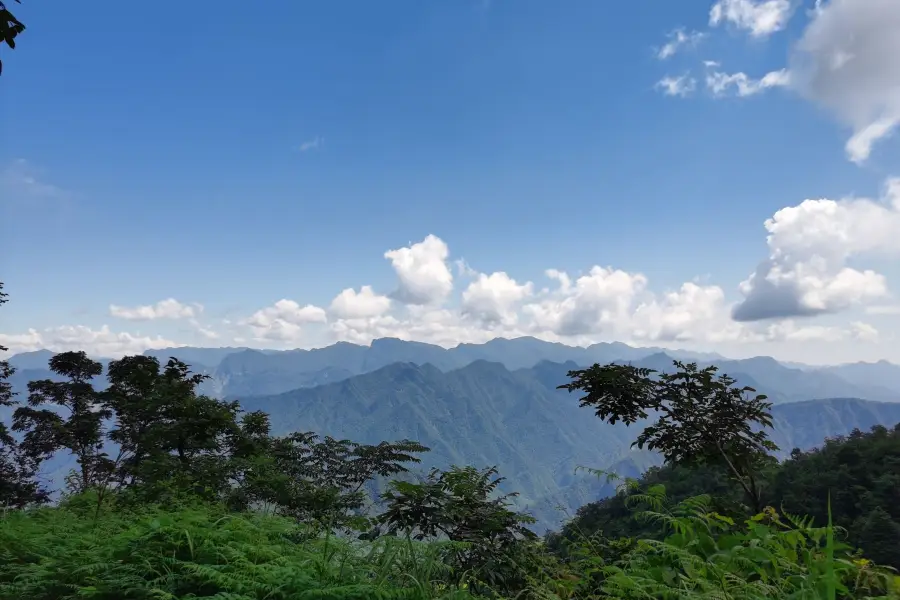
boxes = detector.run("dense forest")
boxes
[2,281,900,599]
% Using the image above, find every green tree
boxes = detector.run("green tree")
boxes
[0,281,48,507]
[855,507,900,568]
[13,351,111,495]
[560,360,778,513]
[257,430,428,529]
[0,0,24,75]
[379,465,538,593]
[103,355,242,502]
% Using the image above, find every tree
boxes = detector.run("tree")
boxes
[0,281,48,507]
[379,465,538,592]
[0,0,25,75]
[559,360,778,513]
[13,351,112,494]
[103,355,243,502]
[256,431,429,529]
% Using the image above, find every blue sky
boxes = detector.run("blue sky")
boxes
[2,0,899,363]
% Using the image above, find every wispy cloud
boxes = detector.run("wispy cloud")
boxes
[0,159,70,205]
[656,74,697,97]
[657,28,706,60]
[705,65,790,97]
[297,137,323,152]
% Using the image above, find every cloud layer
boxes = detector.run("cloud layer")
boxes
[3,176,898,359]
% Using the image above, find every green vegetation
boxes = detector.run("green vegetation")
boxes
[2,281,900,598]
[0,0,24,75]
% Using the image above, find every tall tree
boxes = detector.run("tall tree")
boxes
[13,351,112,494]
[0,0,24,75]
[103,355,242,502]
[559,360,778,513]
[0,281,48,507]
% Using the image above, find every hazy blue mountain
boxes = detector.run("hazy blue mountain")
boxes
[10,338,898,404]
[236,359,900,530]
[236,360,642,527]
[142,346,252,368]
[7,349,59,370]
[768,397,900,451]
[817,361,900,395]
[209,338,762,399]
[706,356,898,403]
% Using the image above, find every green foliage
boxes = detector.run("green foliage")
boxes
[771,423,900,571]
[592,489,897,599]
[0,500,476,600]
[0,281,48,508]
[379,465,542,596]
[0,0,24,75]
[561,360,778,512]
[13,351,113,494]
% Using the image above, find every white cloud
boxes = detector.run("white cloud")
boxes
[298,137,322,152]
[850,321,880,342]
[631,282,740,343]
[656,74,697,98]
[243,299,327,342]
[710,0,794,37]
[109,298,201,321]
[706,67,791,97]
[522,267,649,337]
[657,28,706,60]
[788,0,900,163]
[461,272,533,326]
[9,200,897,361]
[384,235,454,305]
[0,325,180,358]
[733,178,900,321]
[329,286,392,319]
[189,319,220,340]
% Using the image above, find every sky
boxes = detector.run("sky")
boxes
[2,0,900,365]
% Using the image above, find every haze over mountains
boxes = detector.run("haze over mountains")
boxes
[7,336,900,530]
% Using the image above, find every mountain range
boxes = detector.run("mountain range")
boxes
[6,337,900,530]
[9,337,900,403]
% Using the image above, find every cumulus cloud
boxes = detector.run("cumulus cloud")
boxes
[631,282,741,343]
[788,0,900,163]
[523,267,649,337]
[733,178,900,321]
[656,74,697,97]
[110,298,201,321]
[0,325,180,358]
[657,28,706,60]
[8,214,893,360]
[461,272,533,326]
[709,0,794,37]
[384,235,454,305]
[243,300,327,342]
[329,286,392,319]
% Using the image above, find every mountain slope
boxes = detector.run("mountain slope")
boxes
[236,359,900,530]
